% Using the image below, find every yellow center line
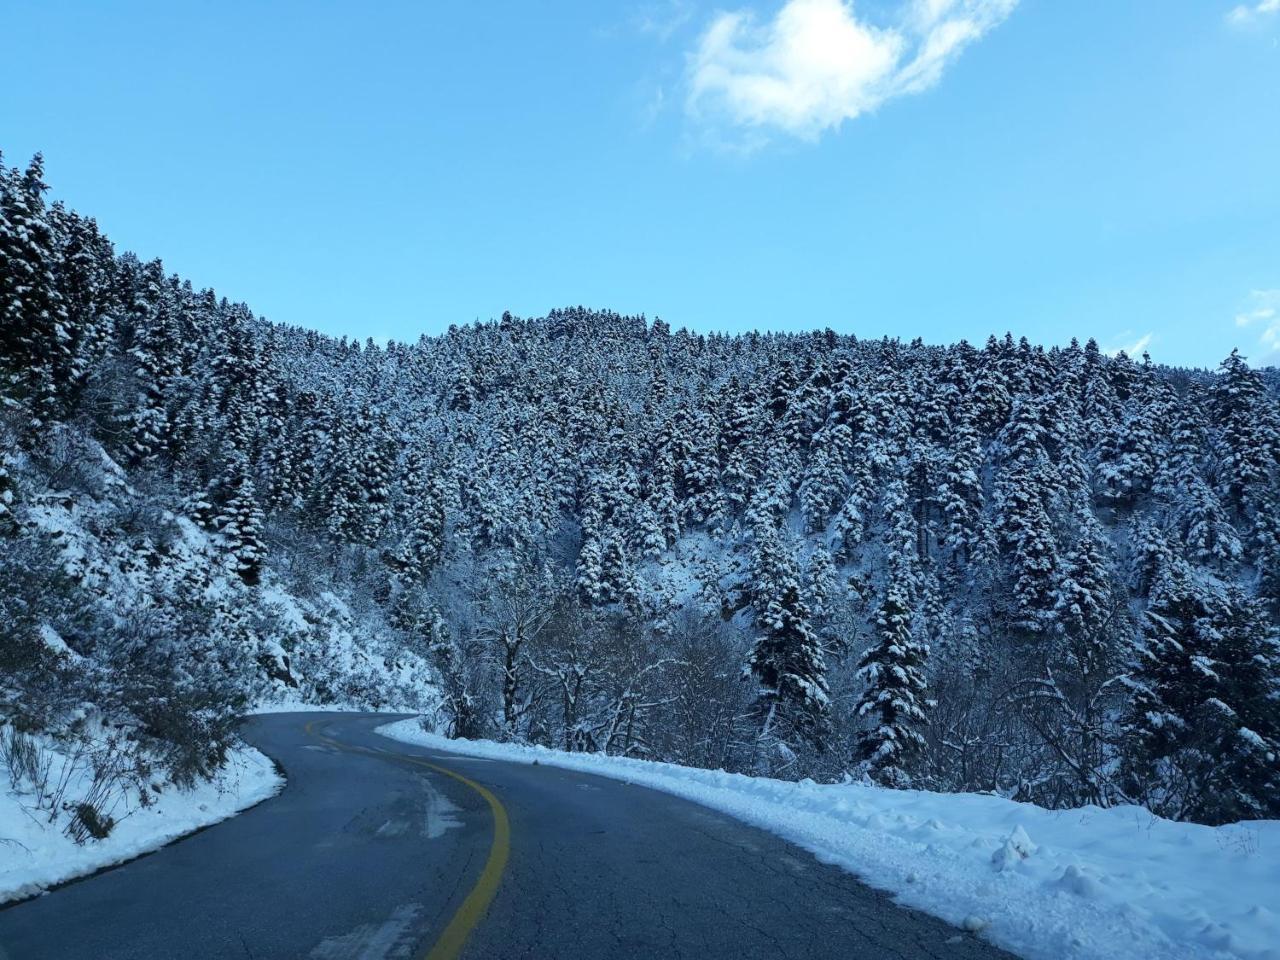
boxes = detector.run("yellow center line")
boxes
[302,720,510,960]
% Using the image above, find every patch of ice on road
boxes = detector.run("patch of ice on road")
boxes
[377,718,1280,960]
[309,903,422,960]
[422,780,462,840]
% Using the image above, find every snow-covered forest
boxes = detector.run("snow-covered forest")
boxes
[3,151,1278,830]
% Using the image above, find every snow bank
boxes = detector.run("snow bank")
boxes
[247,700,417,716]
[0,744,282,905]
[378,719,1280,960]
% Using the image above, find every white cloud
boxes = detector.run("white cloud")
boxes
[1234,289,1280,360]
[1228,0,1280,26]
[1106,331,1154,358]
[686,0,1017,143]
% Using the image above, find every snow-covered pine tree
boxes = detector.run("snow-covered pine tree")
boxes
[805,543,839,636]
[854,479,929,787]
[798,430,847,534]
[389,488,447,586]
[675,406,722,528]
[1054,515,1113,641]
[1126,514,1174,596]
[1176,476,1243,566]
[0,449,18,537]
[1212,350,1274,516]
[357,415,397,545]
[576,519,607,605]
[936,410,985,565]
[970,336,1013,432]
[124,259,180,466]
[0,154,71,428]
[599,530,631,608]
[216,452,266,587]
[744,530,830,754]
[50,206,115,416]
[1121,560,1280,822]
[1014,512,1127,806]
[1094,355,1163,506]
[993,397,1060,634]
[1197,588,1280,822]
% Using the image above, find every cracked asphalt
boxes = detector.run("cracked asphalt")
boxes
[0,713,1016,959]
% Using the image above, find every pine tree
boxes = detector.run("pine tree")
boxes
[1200,588,1280,822]
[1123,567,1201,813]
[599,530,631,606]
[855,480,929,787]
[805,544,839,627]
[389,519,440,586]
[358,416,397,544]
[217,453,266,587]
[389,473,447,585]
[0,154,71,426]
[262,398,304,511]
[125,259,179,466]
[744,533,830,750]
[448,361,478,411]
[937,411,984,563]
[1211,350,1276,528]
[1253,494,1280,613]
[675,406,722,527]
[1127,514,1174,595]
[1176,477,1243,566]
[318,411,394,545]
[1123,566,1280,823]
[1054,516,1112,640]
[49,207,114,416]
[1094,357,1163,506]
[1026,514,1127,805]
[0,450,18,537]
[634,497,670,559]
[576,511,608,604]
[993,398,1059,632]
[831,488,867,562]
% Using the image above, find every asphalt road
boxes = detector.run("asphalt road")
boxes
[0,713,1016,960]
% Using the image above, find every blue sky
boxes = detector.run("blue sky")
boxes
[2,0,1278,367]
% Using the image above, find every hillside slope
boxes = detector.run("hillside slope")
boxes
[2,150,1278,835]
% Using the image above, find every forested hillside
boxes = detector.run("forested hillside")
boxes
[3,151,1278,827]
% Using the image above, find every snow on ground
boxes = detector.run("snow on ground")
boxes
[379,719,1280,960]
[246,700,419,715]
[0,743,282,906]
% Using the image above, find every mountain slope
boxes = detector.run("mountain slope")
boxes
[2,150,1278,831]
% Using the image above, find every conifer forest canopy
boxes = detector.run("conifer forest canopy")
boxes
[2,151,1279,827]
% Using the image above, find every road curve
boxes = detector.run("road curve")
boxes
[0,712,1015,959]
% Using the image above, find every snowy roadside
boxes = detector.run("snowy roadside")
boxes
[246,700,423,716]
[246,700,397,716]
[378,718,1279,960]
[0,743,282,906]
